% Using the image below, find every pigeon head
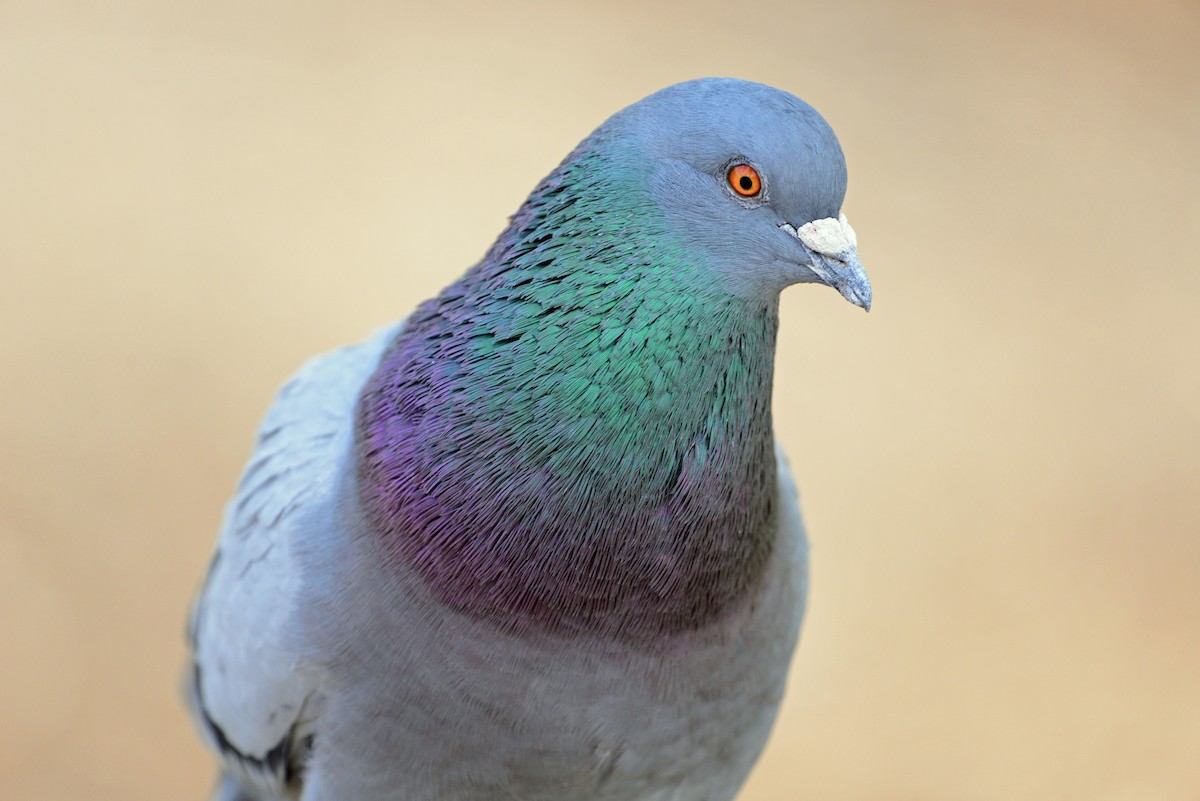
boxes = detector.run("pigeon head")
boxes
[594,77,871,308]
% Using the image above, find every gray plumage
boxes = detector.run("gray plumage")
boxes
[187,78,870,801]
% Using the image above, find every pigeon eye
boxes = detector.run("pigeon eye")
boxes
[727,164,762,198]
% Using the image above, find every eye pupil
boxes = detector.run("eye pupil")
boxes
[739,176,754,191]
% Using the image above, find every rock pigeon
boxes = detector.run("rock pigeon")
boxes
[187,77,871,801]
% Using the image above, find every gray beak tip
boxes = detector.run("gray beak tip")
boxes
[851,285,873,312]
[816,251,872,313]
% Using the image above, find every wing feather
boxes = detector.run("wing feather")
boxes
[187,326,398,793]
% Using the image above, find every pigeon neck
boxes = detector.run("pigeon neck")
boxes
[356,145,779,644]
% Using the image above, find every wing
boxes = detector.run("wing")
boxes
[187,325,399,796]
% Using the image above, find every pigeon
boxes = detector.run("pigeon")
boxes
[187,77,871,801]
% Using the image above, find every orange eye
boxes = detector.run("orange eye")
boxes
[727,164,762,197]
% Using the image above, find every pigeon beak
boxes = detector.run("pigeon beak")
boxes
[780,213,873,311]
[807,249,872,311]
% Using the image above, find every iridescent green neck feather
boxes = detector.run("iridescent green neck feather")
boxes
[357,132,780,643]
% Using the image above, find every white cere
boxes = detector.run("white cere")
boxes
[782,213,857,257]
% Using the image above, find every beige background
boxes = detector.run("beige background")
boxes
[2,1,1197,799]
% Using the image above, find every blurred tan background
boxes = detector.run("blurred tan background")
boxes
[2,1,1197,798]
